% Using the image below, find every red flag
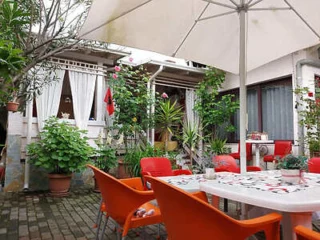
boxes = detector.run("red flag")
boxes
[104,88,115,116]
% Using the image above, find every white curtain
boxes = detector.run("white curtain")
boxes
[185,89,199,126]
[69,69,96,129]
[36,69,65,131]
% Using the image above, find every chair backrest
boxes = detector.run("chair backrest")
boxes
[146,176,281,240]
[140,157,173,177]
[213,155,239,172]
[295,225,320,240]
[237,142,253,156]
[87,164,154,225]
[274,140,292,156]
[308,157,320,173]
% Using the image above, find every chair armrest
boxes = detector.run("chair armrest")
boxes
[239,212,282,231]
[172,169,192,176]
[191,191,209,203]
[120,177,144,191]
[141,171,152,190]
[294,225,320,239]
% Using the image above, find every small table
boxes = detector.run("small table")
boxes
[246,139,274,167]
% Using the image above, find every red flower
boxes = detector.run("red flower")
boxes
[112,73,118,79]
[308,92,314,97]
[114,66,121,72]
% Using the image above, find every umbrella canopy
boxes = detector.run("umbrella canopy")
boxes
[79,0,320,172]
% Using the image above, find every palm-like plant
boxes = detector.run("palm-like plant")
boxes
[182,121,202,168]
[155,99,183,152]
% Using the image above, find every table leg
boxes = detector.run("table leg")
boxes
[255,143,260,167]
[282,212,312,240]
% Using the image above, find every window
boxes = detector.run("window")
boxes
[226,77,293,142]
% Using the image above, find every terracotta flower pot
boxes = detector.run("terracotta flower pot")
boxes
[48,173,72,197]
[6,102,19,112]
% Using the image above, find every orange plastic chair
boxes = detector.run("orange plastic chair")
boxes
[229,142,253,161]
[140,157,192,189]
[263,140,292,169]
[308,158,320,173]
[87,165,162,240]
[295,225,320,240]
[145,176,282,240]
[213,155,262,173]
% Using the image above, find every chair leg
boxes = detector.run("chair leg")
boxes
[223,198,228,212]
[265,162,268,170]
[98,215,109,240]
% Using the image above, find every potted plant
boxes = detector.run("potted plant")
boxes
[123,144,165,177]
[27,117,95,196]
[0,40,25,110]
[92,139,117,191]
[155,94,183,152]
[276,154,308,184]
[181,121,202,168]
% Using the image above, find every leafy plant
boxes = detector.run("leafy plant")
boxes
[27,117,95,174]
[124,144,165,177]
[93,139,117,172]
[109,64,155,152]
[155,98,183,151]
[194,67,239,141]
[208,138,230,155]
[181,121,202,167]
[276,154,308,170]
[294,87,320,157]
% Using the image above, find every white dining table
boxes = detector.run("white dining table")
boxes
[246,139,274,167]
[158,171,320,240]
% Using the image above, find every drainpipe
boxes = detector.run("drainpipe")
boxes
[23,99,33,190]
[148,66,164,145]
[296,59,320,155]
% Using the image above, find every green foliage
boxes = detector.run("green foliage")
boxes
[294,87,320,156]
[207,138,230,155]
[0,40,26,105]
[194,67,239,141]
[109,64,155,151]
[182,122,201,150]
[155,99,183,142]
[93,140,117,173]
[276,154,308,170]
[124,144,165,177]
[27,117,95,174]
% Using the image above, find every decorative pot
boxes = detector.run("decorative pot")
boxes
[6,102,19,112]
[154,141,178,151]
[280,169,301,184]
[48,173,72,197]
[117,160,131,179]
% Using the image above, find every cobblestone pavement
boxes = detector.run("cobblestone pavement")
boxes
[0,187,320,240]
[0,187,165,240]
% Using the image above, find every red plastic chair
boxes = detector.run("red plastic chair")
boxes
[229,142,253,161]
[295,225,320,240]
[263,140,292,169]
[145,175,282,240]
[308,158,320,173]
[140,157,192,189]
[213,155,262,173]
[87,165,162,240]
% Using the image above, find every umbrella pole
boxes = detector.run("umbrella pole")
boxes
[239,5,247,174]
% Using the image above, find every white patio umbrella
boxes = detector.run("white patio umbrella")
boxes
[79,0,320,173]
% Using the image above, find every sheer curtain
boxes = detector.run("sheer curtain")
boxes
[185,89,199,126]
[36,69,65,131]
[69,69,96,130]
